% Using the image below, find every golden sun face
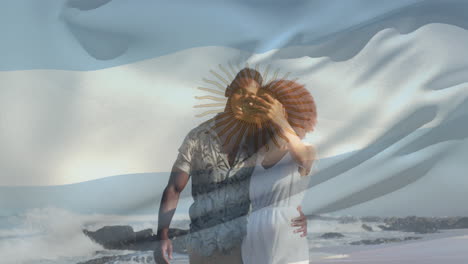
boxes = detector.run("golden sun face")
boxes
[228,78,266,124]
[194,63,317,152]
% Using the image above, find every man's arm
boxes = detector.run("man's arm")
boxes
[154,166,190,264]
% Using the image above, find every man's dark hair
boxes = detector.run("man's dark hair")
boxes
[225,68,263,97]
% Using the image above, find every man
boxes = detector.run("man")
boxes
[154,68,307,264]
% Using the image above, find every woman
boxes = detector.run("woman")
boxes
[240,79,317,264]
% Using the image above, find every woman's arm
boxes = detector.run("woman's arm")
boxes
[255,93,317,176]
[276,122,316,176]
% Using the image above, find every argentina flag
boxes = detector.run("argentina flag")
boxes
[1,0,468,263]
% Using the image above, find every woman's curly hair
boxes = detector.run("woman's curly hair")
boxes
[262,79,317,139]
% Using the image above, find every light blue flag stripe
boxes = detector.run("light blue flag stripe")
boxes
[3,0,468,70]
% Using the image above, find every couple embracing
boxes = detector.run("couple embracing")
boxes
[154,67,317,264]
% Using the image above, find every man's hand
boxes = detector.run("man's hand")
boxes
[291,206,307,237]
[155,168,189,263]
[153,239,173,264]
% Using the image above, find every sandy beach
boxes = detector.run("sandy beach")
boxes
[312,229,468,264]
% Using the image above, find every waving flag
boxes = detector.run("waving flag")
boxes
[1,1,468,263]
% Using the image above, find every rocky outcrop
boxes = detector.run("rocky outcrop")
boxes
[78,252,154,264]
[83,226,136,249]
[382,217,439,233]
[83,226,189,253]
[360,216,382,222]
[377,216,468,234]
[361,224,373,232]
[320,232,345,239]
[452,217,468,229]
[81,216,468,261]
[350,236,421,245]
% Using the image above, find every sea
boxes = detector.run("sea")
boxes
[2,207,461,264]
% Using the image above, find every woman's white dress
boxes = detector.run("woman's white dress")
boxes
[242,151,310,264]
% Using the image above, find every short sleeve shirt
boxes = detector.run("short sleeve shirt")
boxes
[173,117,257,256]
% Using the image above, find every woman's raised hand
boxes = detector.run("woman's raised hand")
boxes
[253,93,288,126]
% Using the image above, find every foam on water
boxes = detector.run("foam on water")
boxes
[2,207,464,264]
[0,208,103,264]
[0,207,193,264]
[0,208,385,263]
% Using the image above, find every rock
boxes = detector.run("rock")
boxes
[379,216,468,233]
[403,236,422,241]
[361,224,373,232]
[320,232,345,239]
[431,217,459,229]
[135,228,154,241]
[83,225,136,249]
[78,252,154,264]
[350,236,421,246]
[168,228,190,238]
[383,216,439,234]
[83,226,189,253]
[78,256,116,264]
[360,216,382,222]
[454,217,468,229]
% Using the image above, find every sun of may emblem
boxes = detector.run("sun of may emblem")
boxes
[194,62,317,152]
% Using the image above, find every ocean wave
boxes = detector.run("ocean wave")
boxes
[0,207,102,264]
[0,207,193,264]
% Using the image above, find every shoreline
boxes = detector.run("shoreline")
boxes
[310,229,468,264]
[77,229,468,264]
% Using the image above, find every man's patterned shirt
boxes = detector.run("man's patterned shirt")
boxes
[173,117,257,256]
